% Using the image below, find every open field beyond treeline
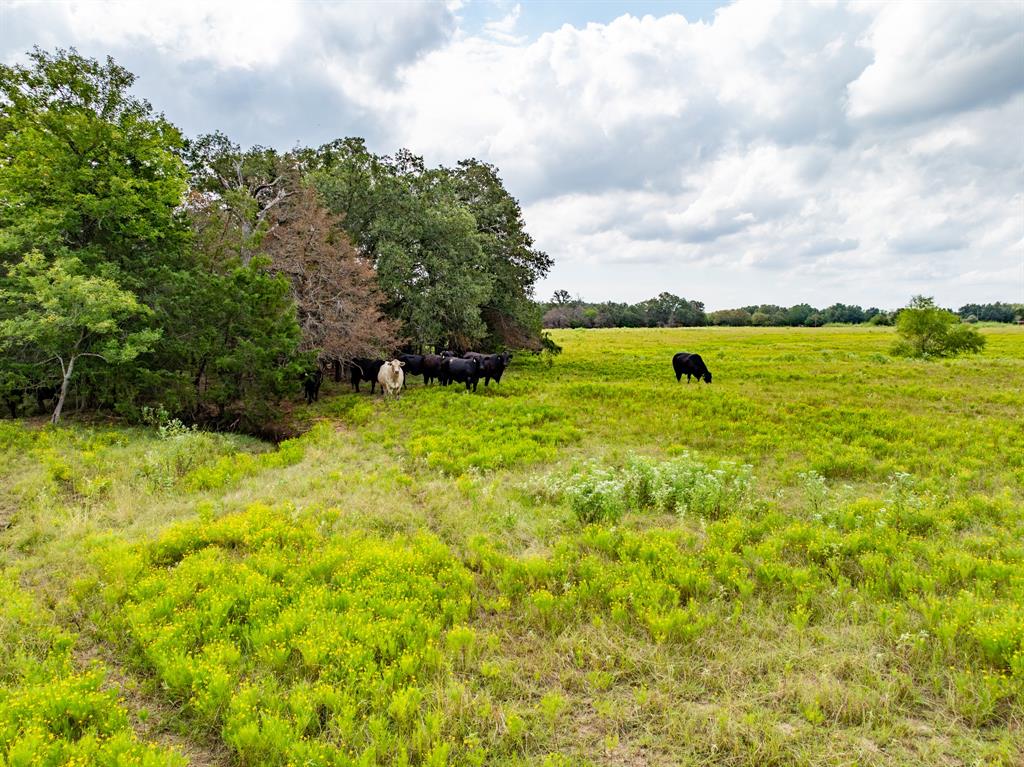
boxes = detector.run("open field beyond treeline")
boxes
[1,326,1022,766]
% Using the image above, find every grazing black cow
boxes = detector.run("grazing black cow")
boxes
[441,357,481,391]
[421,354,445,385]
[673,352,712,384]
[301,369,323,404]
[478,352,512,386]
[350,358,385,393]
[398,353,425,378]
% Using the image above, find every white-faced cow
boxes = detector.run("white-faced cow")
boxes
[377,359,405,398]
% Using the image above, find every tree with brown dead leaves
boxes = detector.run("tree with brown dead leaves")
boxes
[262,185,398,367]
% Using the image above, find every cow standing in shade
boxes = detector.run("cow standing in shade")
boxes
[398,354,425,377]
[301,369,323,404]
[478,352,511,386]
[421,354,445,385]
[377,359,405,398]
[350,358,385,393]
[441,357,481,391]
[672,352,712,383]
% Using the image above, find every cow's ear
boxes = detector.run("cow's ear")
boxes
[398,361,405,367]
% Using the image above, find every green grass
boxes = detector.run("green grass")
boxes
[1,325,1022,765]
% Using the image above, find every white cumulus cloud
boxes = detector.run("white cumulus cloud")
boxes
[1,0,1021,308]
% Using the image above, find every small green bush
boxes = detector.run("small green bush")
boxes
[892,296,986,358]
[553,453,753,523]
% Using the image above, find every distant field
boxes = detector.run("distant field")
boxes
[1,326,1021,766]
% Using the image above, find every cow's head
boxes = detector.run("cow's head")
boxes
[703,371,713,384]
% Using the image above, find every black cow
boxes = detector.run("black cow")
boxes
[421,354,445,385]
[478,352,512,386]
[350,358,385,393]
[398,354,425,378]
[301,369,323,404]
[3,385,57,418]
[673,352,712,384]
[441,357,480,391]
[439,350,458,358]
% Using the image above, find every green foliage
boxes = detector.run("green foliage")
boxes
[892,296,987,358]
[0,47,189,277]
[152,258,305,427]
[0,253,159,422]
[446,159,553,348]
[314,144,492,348]
[551,453,753,523]
[312,141,550,350]
[958,302,1021,323]
[88,505,474,765]
[0,48,305,429]
[0,575,184,766]
[2,326,1022,766]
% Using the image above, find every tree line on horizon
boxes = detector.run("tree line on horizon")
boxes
[541,291,1023,330]
[0,48,550,428]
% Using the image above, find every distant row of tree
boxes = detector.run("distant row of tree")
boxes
[956,302,1022,324]
[0,48,550,428]
[542,294,1023,329]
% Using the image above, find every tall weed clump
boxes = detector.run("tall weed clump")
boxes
[552,452,754,523]
[137,412,233,490]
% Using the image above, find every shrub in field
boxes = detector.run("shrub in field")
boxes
[559,467,627,523]
[89,504,475,765]
[0,575,184,766]
[138,416,233,490]
[552,453,753,523]
[891,295,986,358]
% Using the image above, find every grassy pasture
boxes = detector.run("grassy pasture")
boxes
[0,325,1021,766]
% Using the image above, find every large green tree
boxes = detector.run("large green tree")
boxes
[0,253,158,423]
[313,143,493,349]
[444,159,553,348]
[0,49,304,427]
[0,47,190,286]
[154,260,303,428]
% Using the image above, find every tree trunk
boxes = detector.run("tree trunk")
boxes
[51,356,75,425]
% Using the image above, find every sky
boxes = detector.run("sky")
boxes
[1,0,1022,310]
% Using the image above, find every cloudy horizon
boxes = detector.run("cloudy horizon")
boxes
[2,0,1022,310]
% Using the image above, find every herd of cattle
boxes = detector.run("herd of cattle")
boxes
[3,351,713,417]
[303,350,712,403]
[302,351,514,402]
